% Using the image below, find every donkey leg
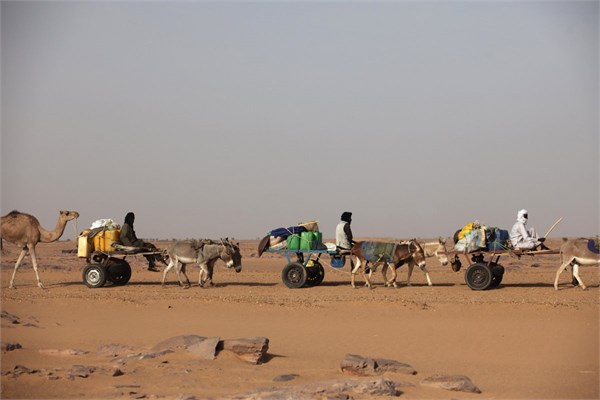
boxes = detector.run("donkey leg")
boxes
[179,263,192,288]
[198,264,208,287]
[381,264,390,287]
[161,259,176,287]
[9,248,28,289]
[420,264,433,286]
[554,260,572,290]
[572,263,587,290]
[351,258,362,288]
[205,261,215,287]
[406,263,415,286]
[388,264,398,288]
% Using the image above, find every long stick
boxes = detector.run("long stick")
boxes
[543,217,563,238]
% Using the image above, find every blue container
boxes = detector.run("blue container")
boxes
[331,256,345,268]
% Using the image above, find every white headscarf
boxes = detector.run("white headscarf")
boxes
[517,209,528,224]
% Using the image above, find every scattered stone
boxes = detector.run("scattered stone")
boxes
[340,354,417,377]
[1,311,20,324]
[273,374,299,382]
[175,395,198,400]
[39,348,88,356]
[224,378,398,399]
[129,392,146,399]
[113,349,173,365]
[10,365,39,377]
[219,337,269,364]
[112,369,125,377]
[373,358,417,375]
[340,354,377,376]
[67,365,96,379]
[152,335,212,352]
[420,374,481,393]
[97,343,135,356]
[186,337,220,360]
[1,342,22,352]
[139,349,173,360]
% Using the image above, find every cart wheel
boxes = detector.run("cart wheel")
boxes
[465,263,493,290]
[83,264,107,288]
[281,262,307,288]
[489,264,505,288]
[106,258,132,286]
[305,261,325,287]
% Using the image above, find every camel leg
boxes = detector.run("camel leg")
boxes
[27,244,44,289]
[9,248,28,289]
[571,263,587,290]
[554,259,572,290]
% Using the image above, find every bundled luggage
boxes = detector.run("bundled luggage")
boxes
[453,221,510,252]
[258,220,326,256]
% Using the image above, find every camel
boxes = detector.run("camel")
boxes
[554,238,600,291]
[1,210,79,289]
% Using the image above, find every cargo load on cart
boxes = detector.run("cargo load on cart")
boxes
[453,221,510,253]
[258,220,328,256]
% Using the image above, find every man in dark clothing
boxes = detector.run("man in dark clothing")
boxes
[121,212,160,271]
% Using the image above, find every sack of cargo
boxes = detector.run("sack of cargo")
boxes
[487,228,509,251]
[270,226,306,238]
[297,220,319,232]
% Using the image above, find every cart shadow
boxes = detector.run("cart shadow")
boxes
[497,282,599,289]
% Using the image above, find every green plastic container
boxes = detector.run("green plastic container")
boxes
[287,234,301,250]
[313,231,323,244]
[300,231,314,250]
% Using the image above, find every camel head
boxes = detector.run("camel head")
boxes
[60,210,80,222]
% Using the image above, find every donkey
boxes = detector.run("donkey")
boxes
[554,238,599,291]
[162,239,242,288]
[350,240,427,288]
[379,238,449,287]
[368,238,449,286]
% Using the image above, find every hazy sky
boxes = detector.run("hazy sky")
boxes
[2,1,598,241]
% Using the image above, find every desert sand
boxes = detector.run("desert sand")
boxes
[1,238,598,399]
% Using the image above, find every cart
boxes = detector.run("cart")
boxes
[80,245,164,288]
[449,247,559,290]
[265,247,347,288]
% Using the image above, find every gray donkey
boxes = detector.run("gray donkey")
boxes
[162,239,242,288]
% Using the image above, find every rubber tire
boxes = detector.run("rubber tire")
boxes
[281,262,307,289]
[465,263,493,290]
[106,258,132,286]
[305,262,325,287]
[83,264,107,288]
[489,264,505,288]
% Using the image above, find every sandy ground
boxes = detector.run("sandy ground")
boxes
[1,238,598,399]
